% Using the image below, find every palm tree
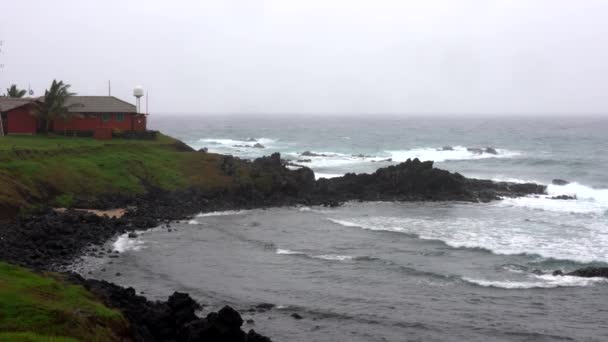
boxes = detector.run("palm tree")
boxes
[33,80,79,135]
[6,84,27,98]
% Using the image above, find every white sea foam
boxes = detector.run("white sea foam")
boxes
[113,233,145,253]
[327,216,608,263]
[276,248,305,255]
[276,248,354,261]
[499,182,608,215]
[313,254,354,261]
[198,137,278,147]
[386,146,520,163]
[315,173,343,180]
[463,275,608,289]
[188,219,199,225]
[196,210,246,218]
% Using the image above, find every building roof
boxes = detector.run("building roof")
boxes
[65,96,136,113]
[0,97,37,112]
[0,96,136,113]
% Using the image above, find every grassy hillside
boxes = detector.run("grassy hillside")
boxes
[0,134,237,218]
[0,262,128,341]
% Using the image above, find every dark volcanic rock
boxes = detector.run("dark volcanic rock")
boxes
[551,195,576,200]
[552,179,570,186]
[67,274,272,342]
[467,147,484,154]
[301,151,327,157]
[484,147,498,155]
[566,267,608,278]
[440,146,454,151]
[312,158,545,203]
[253,143,265,148]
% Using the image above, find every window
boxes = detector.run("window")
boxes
[102,113,111,122]
[116,113,124,122]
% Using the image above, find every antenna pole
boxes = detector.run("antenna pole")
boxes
[108,80,111,96]
[146,90,149,114]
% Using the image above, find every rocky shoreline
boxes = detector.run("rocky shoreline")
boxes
[2,152,595,341]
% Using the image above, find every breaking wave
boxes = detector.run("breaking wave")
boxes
[499,182,608,215]
[463,275,608,289]
[196,210,247,218]
[275,248,356,262]
[113,232,145,253]
[385,146,520,163]
[327,216,608,264]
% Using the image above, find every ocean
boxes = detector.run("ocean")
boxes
[80,114,608,341]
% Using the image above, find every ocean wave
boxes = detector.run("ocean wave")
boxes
[462,274,608,289]
[314,254,354,261]
[198,137,278,147]
[276,248,306,255]
[113,232,145,253]
[385,145,520,163]
[196,210,246,218]
[498,182,608,215]
[275,248,357,262]
[327,216,608,264]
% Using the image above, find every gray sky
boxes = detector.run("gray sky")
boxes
[1,0,607,114]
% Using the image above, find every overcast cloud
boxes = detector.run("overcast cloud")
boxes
[1,0,607,114]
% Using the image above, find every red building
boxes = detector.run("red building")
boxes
[0,96,147,136]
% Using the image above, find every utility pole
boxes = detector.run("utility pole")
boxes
[108,80,111,96]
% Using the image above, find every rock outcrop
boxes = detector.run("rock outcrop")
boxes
[554,267,608,278]
[68,274,272,342]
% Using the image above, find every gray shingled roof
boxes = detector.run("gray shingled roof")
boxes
[0,97,37,112]
[65,96,136,113]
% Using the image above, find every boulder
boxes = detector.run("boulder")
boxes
[552,179,570,186]
[551,195,576,200]
[301,151,326,157]
[467,147,483,154]
[441,146,453,151]
[566,267,608,278]
[484,147,498,155]
[253,143,265,148]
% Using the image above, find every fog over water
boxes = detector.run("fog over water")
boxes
[2,1,608,114]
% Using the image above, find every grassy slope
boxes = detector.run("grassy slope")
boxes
[0,262,128,341]
[0,134,237,217]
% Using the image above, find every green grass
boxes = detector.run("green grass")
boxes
[0,134,240,218]
[0,262,129,341]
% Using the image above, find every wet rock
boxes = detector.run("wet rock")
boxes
[66,274,273,342]
[566,267,608,278]
[198,147,208,153]
[301,151,327,157]
[441,146,453,151]
[253,143,265,148]
[552,179,570,186]
[128,232,138,238]
[551,195,576,200]
[467,147,484,154]
[255,303,275,312]
[296,159,312,163]
[484,147,498,155]
[291,313,303,320]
